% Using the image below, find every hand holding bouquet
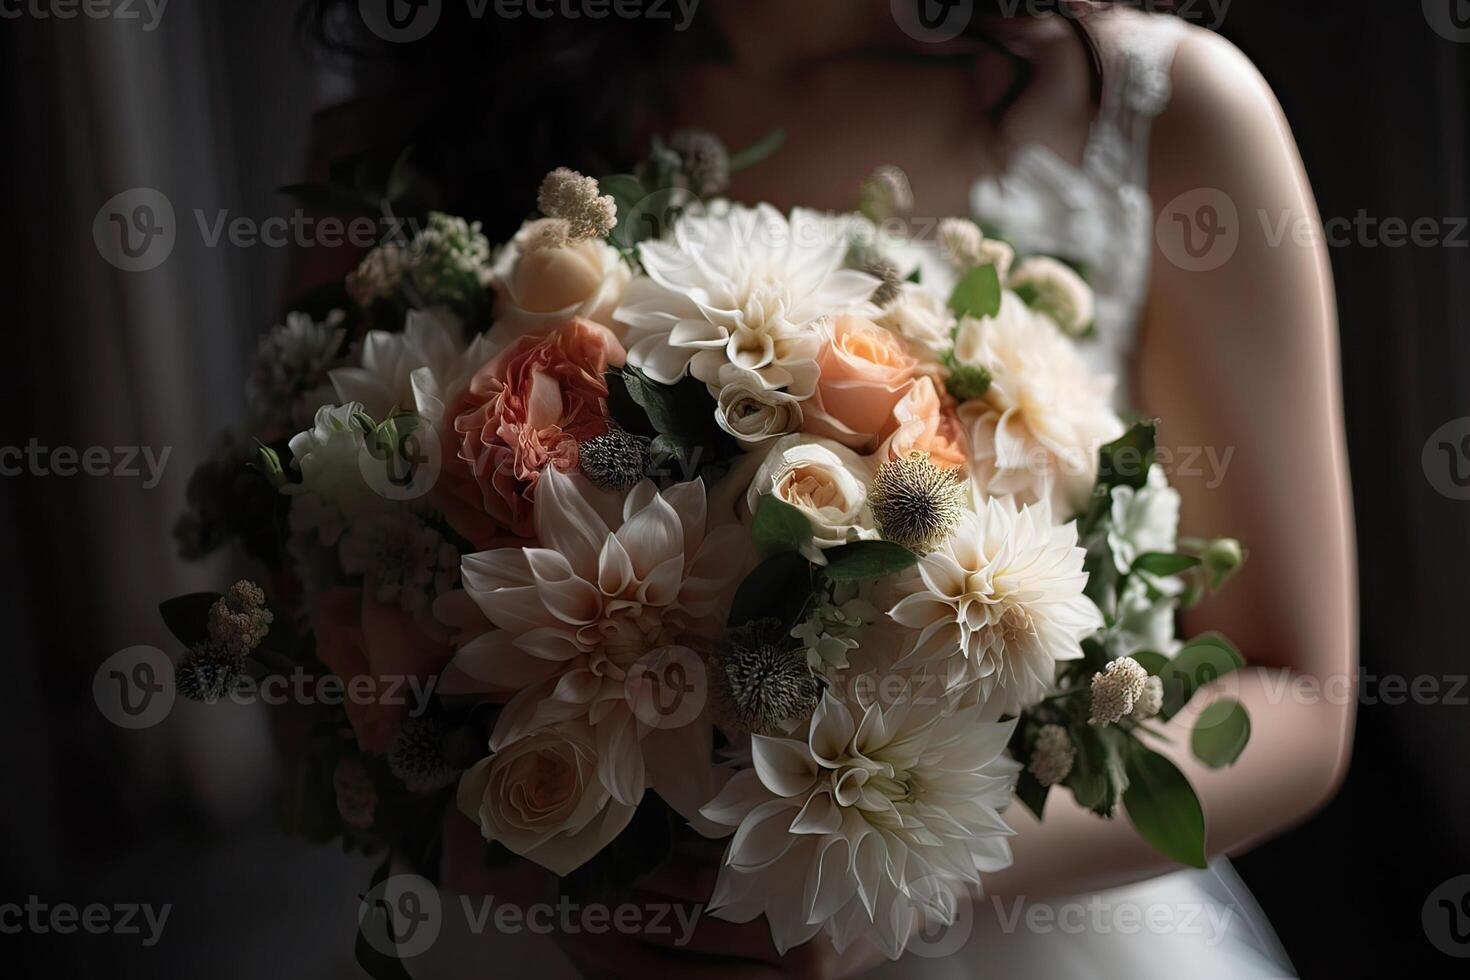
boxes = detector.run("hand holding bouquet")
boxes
[165,133,1248,967]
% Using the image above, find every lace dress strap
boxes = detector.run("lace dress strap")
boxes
[1081,9,1188,189]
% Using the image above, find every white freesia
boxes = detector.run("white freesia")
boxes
[889,494,1101,711]
[1107,577,1182,659]
[1108,464,1181,577]
[714,363,804,446]
[489,219,631,338]
[457,720,636,876]
[440,467,746,825]
[955,292,1124,516]
[700,688,1019,958]
[616,204,880,397]
[746,435,876,563]
[329,309,467,420]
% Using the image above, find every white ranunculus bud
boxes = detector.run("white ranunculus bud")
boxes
[938,217,985,266]
[1008,256,1096,337]
[714,365,805,446]
[1128,675,1165,722]
[1089,656,1150,726]
[1028,723,1076,787]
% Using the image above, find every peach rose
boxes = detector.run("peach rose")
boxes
[446,318,625,538]
[456,720,636,876]
[802,315,917,451]
[312,584,452,754]
[877,376,969,470]
[490,219,631,340]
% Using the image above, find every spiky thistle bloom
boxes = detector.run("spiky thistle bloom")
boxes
[1028,723,1076,787]
[537,167,617,240]
[1090,657,1150,726]
[711,619,821,736]
[578,429,651,491]
[863,256,903,309]
[207,580,273,656]
[868,451,966,553]
[669,129,730,198]
[1129,675,1164,722]
[388,715,460,793]
[177,643,246,703]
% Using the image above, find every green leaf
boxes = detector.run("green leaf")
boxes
[1130,650,1171,676]
[1065,723,1129,817]
[1131,552,1203,577]
[727,128,787,173]
[728,550,816,630]
[751,495,813,558]
[1191,699,1251,769]
[1159,633,1246,720]
[948,263,1002,320]
[1097,420,1157,490]
[1123,745,1208,868]
[821,540,918,582]
[159,592,222,648]
[1015,768,1050,820]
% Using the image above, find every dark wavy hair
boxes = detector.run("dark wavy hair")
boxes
[299,1,1124,239]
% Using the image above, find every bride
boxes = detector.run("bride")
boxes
[305,1,1354,976]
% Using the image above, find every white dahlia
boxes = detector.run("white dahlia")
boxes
[888,495,1101,712]
[700,688,1019,958]
[440,467,747,822]
[616,204,880,398]
[955,292,1124,517]
[329,309,468,420]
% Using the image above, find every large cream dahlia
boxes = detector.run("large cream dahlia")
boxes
[954,292,1124,516]
[329,309,468,420]
[440,467,748,819]
[616,204,880,398]
[889,494,1101,712]
[700,688,1019,958]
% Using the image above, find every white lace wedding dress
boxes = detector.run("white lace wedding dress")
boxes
[864,13,1295,979]
[400,12,1296,979]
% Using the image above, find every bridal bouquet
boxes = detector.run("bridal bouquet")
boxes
[165,133,1249,965]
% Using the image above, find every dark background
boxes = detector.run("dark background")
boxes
[2,1,1467,976]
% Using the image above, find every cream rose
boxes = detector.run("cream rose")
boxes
[456,721,636,876]
[714,364,803,446]
[490,218,631,339]
[801,314,917,451]
[746,434,876,563]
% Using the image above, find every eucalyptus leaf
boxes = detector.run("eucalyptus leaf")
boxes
[727,128,787,172]
[1123,745,1208,868]
[1015,769,1051,821]
[1130,650,1171,676]
[354,860,415,980]
[1191,699,1251,769]
[728,550,816,630]
[948,263,1002,320]
[1159,633,1246,720]
[821,540,917,582]
[1066,722,1129,817]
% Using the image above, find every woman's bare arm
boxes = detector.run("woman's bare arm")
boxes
[981,25,1357,899]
